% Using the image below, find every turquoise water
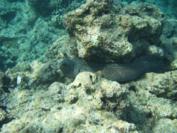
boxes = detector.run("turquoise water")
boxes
[0,0,177,133]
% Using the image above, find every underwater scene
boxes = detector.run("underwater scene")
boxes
[1,0,177,132]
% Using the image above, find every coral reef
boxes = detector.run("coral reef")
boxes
[0,0,84,70]
[122,0,177,18]
[1,70,177,132]
[0,0,177,133]
[0,73,137,133]
[123,70,177,132]
[65,0,164,62]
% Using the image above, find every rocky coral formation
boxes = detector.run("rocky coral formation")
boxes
[0,0,84,70]
[65,0,164,62]
[0,72,138,133]
[122,70,177,132]
[1,70,177,132]
[131,70,177,100]
[0,0,60,69]
[1,0,177,133]
[121,0,177,18]
[46,35,78,59]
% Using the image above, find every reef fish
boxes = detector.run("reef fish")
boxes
[101,56,169,83]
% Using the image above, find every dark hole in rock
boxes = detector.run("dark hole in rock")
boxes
[29,0,52,17]
[0,11,16,23]
[0,117,14,128]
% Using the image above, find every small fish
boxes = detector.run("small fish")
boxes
[17,75,22,85]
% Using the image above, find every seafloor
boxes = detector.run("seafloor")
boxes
[0,0,177,133]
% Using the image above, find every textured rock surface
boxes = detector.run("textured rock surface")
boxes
[0,0,84,70]
[65,0,163,62]
[131,70,177,100]
[121,0,177,18]
[0,0,60,69]
[122,70,177,132]
[1,70,177,132]
[0,73,138,133]
[46,35,78,60]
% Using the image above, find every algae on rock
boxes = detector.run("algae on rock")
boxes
[65,0,164,62]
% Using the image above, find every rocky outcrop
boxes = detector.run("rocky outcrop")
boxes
[2,70,177,132]
[122,70,177,132]
[122,0,177,18]
[1,72,138,133]
[65,0,164,62]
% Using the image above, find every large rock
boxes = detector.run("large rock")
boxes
[121,70,177,132]
[1,73,137,133]
[2,69,177,133]
[65,0,163,62]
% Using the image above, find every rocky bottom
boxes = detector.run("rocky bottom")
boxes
[1,0,177,132]
[0,69,177,133]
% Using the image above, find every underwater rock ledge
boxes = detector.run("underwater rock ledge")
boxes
[64,0,164,63]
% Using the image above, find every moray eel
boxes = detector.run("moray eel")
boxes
[60,56,169,83]
[101,56,169,83]
[101,63,144,82]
